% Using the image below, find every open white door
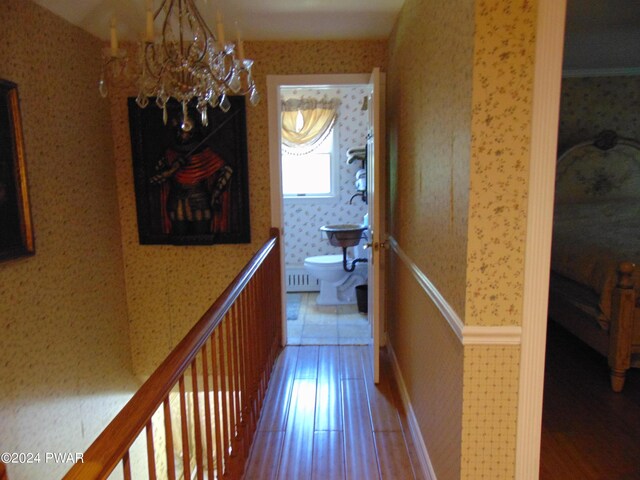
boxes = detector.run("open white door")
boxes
[367,68,385,384]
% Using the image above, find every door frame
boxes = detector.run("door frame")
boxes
[266,73,374,345]
[515,0,566,477]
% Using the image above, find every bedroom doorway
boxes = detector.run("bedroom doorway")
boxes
[537,0,640,477]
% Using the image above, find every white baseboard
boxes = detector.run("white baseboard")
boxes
[387,343,437,480]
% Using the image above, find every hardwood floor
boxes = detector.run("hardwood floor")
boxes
[244,345,423,479]
[540,321,640,479]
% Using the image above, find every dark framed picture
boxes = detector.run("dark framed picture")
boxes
[128,97,251,245]
[0,79,34,261]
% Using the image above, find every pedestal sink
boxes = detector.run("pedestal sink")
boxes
[320,224,368,272]
[320,224,367,247]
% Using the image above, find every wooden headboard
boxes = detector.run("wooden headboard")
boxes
[555,130,640,204]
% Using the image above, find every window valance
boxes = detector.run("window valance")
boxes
[281,97,340,152]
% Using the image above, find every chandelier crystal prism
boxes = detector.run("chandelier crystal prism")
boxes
[99,0,260,127]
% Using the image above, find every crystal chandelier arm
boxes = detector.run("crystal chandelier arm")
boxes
[101,0,260,120]
[160,0,178,62]
[185,5,213,64]
[186,0,216,40]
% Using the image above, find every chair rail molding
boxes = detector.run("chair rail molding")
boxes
[388,236,522,346]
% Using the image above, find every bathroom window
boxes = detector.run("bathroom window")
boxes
[281,127,337,198]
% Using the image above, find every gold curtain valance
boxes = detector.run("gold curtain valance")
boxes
[281,97,340,152]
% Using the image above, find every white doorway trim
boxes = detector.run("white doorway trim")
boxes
[267,73,373,345]
[515,0,566,477]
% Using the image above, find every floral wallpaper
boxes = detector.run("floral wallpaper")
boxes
[465,0,537,329]
[0,2,138,479]
[282,85,370,266]
[558,75,640,153]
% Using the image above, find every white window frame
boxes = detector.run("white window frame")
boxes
[281,124,339,201]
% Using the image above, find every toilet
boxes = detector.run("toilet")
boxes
[304,243,368,305]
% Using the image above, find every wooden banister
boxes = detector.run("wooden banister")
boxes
[64,228,283,479]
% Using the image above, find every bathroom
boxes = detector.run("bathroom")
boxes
[280,83,372,345]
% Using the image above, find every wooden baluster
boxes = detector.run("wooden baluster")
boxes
[266,260,274,372]
[260,265,270,399]
[200,342,215,480]
[265,256,276,390]
[244,283,256,435]
[210,329,225,476]
[273,240,283,353]
[237,292,251,445]
[163,397,176,480]
[232,299,247,459]
[264,258,273,370]
[275,230,284,353]
[225,308,237,442]
[220,317,230,466]
[190,360,204,480]
[178,376,191,480]
[229,302,243,459]
[250,277,261,430]
[269,252,279,366]
[220,316,233,470]
[122,450,132,480]
[256,269,266,402]
[145,420,157,480]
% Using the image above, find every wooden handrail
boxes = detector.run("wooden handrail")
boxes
[64,228,282,479]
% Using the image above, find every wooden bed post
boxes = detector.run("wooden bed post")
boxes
[608,262,635,392]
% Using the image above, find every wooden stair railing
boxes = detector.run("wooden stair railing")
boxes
[64,228,283,480]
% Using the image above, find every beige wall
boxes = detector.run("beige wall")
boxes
[386,0,537,478]
[0,2,138,479]
[386,0,474,476]
[109,40,387,375]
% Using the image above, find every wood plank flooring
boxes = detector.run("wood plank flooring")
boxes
[540,321,640,479]
[244,345,422,480]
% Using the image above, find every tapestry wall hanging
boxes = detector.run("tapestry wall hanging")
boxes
[128,97,250,245]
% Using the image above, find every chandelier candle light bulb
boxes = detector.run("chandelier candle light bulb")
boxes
[237,26,245,61]
[146,0,154,42]
[110,16,118,57]
[216,11,225,50]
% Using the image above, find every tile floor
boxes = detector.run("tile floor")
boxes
[286,292,371,345]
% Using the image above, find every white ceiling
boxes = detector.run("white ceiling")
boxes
[31,0,640,70]
[30,0,405,41]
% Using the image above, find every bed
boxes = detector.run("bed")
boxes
[549,130,640,392]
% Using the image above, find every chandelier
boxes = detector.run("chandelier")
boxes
[99,0,260,127]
